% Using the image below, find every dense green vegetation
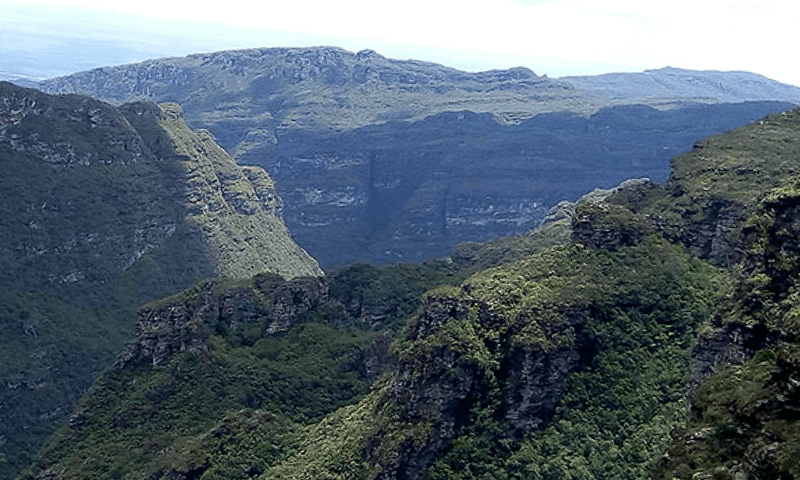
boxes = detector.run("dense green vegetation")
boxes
[423,238,722,480]
[24,279,377,479]
[652,110,800,480]
[0,120,212,479]
[9,84,800,480]
[186,232,717,480]
[0,83,319,479]
[17,216,571,479]
[22,256,487,479]
[654,345,800,480]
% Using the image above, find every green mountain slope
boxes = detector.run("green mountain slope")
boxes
[0,82,319,479]
[15,98,800,479]
[21,188,722,480]
[653,112,800,480]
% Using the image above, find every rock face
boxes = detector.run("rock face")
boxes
[0,82,319,479]
[37,47,799,267]
[570,179,656,250]
[379,292,586,480]
[265,276,329,334]
[688,320,779,391]
[118,274,328,368]
[153,102,322,279]
[500,313,589,435]
[261,101,797,266]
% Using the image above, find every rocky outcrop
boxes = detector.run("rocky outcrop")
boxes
[381,295,498,480]
[266,276,329,334]
[689,321,781,392]
[378,291,589,479]
[500,305,591,434]
[570,178,655,250]
[118,275,330,368]
[664,196,746,267]
[154,102,322,279]
[117,280,270,368]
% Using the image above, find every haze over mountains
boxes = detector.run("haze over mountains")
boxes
[35,46,800,266]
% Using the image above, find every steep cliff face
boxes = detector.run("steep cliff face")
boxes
[117,274,328,368]
[37,47,799,267]
[0,82,318,479]
[154,102,322,279]
[264,101,793,266]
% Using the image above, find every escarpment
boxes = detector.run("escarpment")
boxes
[38,47,799,268]
[0,82,319,479]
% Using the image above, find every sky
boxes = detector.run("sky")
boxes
[2,0,799,87]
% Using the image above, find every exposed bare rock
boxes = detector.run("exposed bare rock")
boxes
[266,276,329,334]
[118,275,330,368]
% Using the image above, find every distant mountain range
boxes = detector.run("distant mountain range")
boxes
[564,66,800,104]
[32,47,800,267]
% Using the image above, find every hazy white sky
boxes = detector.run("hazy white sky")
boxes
[2,0,799,86]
